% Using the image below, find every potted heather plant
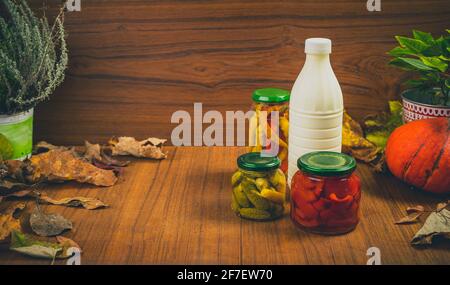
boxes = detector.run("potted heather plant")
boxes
[388,29,450,123]
[0,0,67,160]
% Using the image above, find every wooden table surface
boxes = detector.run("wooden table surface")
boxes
[0,147,449,265]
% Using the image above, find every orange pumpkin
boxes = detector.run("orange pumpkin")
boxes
[385,117,449,194]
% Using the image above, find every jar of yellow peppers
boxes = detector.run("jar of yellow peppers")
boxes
[248,88,290,173]
[231,152,287,221]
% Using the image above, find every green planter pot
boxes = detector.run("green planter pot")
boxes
[0,109,33,160]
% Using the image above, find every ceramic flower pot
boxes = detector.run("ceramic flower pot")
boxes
[401,90,450,123]
[0,109,33,160]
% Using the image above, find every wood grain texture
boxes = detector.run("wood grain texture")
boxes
[0,147,449,265]
[28,0,450,145]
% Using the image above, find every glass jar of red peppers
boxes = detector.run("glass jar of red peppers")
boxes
[248,88,290,173]
[290,151,361,235]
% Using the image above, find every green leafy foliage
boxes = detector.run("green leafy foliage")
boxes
[388,29,450,106]
[0,0,68,115]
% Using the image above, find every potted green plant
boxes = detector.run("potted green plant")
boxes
[0,0,67,160]
[388,29,450,123]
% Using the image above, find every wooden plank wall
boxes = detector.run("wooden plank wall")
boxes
[29,0,450,145]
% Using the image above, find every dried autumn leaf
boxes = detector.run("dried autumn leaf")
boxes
[4,159,31,182]
[395,205,425,224]
[10,230,62,259]
[342,111,381,163]
[30,206,72,237]
[436,200,449,212]
[34,141,67,153]
[411,209,450,246]
[395,212,423,224]
[56,236,81,252]
[3,189,37,199]
[0,202,25,243]
[0,207,20,243]
[28,149,118,186]
[109,136,167,159]
[84,141,129,168]
[10,231,81,260]
[39,194,108,210]
[363,101,403,149]
[406,205,425,214]
[56,236,82,258]
[0,179,31,194]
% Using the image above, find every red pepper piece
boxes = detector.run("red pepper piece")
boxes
[298,188,318,203]
[311,198,331,212]
[347,174,360,196]
[291,209,320,228]
[293,200,319,220]
[301,173,321,190]
[291,172,302,190]
[328,193,353,204]
[324,177,350,198]
[328,194,354,215]
[319,208,334,223]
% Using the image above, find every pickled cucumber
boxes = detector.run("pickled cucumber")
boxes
[275,178,286,194]
[233,185,251,208]
[269,169,285,186]
[241,178,257,194]
[260,188,284,204]
[246,190,271,210]
[231,171,243,186]
[270,204,285,217]
[231,193,241,214]
[239,208,271,220]
[255,178,270,191]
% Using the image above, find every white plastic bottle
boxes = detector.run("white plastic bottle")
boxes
[288,38,344,184]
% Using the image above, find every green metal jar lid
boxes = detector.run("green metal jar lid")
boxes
[297,151,356,177]
[237,152,280,172]
[252,88,290,103]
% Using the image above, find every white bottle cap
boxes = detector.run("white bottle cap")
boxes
[305,38,332,54]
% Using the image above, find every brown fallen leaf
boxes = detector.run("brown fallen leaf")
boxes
[84,141,129,168]
[0,180,32,195]
[28,149,118,187]
[109,136,167,159]
[395,212,423,225]
[34,141,67,153]
[406,205,425,214]
[0,214,20,243]
[395,205,425,224]
[10,230,81,260]
[436,200,449,213]
[0,202,26,243]
[30,206,73,237]
[39,194,108,210]
[411,209,450,246]
[56,233,82,252]
[342,111,382,165]
[3,189,37,199]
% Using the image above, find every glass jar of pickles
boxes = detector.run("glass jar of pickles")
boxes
[231,152,287,221]
[248,88,290,173]
[290,152,361,234]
